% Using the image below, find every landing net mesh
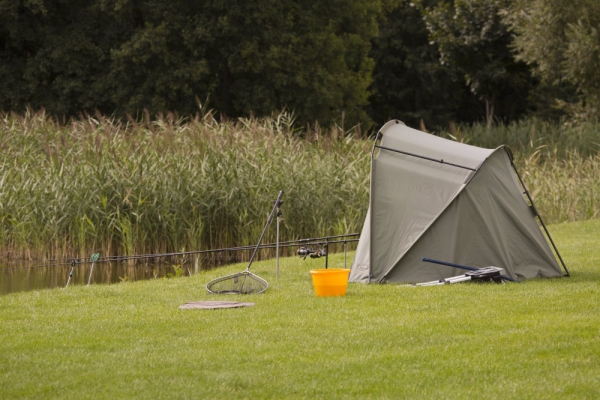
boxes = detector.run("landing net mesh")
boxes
[206,271,268,294]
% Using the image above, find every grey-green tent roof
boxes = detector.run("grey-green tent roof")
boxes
[349,121,564,283]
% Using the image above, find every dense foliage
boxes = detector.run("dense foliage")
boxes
[0,0,381,128]
[367,1,481,129]
[1,0,598,128]
[505,0,600,120]
[423,0,534,125]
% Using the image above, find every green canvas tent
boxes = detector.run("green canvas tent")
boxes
[349,120,569,283]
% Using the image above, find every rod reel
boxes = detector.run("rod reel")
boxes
[296,246,327,260]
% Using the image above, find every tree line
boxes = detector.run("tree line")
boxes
[1,0,598,130]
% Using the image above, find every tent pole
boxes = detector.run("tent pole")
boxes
[325,238,329,269]
[375,145,476,172]
[368,131,382,283]
[276,215,280,280]
[504,147,570,277]
[371,131,381,158]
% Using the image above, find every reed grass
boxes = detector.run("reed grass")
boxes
[441,117,600,158]
[0,111,598,259]
[0,110,370,259]
[519,150,600,223]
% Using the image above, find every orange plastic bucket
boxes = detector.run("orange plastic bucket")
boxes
[309,268,351,297]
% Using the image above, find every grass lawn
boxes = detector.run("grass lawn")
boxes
[1,219,599,399]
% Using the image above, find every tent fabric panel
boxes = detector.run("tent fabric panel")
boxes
[466,149,561,278]
[378,122,495,171]
[369,146,473,281]
[350,122,487,283]
[378,206,466,283]
[382,150,562,283]
[349,206,371,282]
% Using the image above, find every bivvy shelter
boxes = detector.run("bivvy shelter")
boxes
[349,120,569,284]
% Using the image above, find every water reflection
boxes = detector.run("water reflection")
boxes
[1,238,357,295]
[0,253,241,295]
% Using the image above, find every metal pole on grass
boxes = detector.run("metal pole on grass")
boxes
[325,238,329,269]
[246,190,284,273]
[276,215,280,280]
[276,196,283,281]
[343,240,347,269]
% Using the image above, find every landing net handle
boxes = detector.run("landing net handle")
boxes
[245,190,284,272]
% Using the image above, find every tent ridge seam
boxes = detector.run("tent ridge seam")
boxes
[375,145,477,171]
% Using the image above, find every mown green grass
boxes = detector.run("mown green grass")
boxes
[1,219,598,399]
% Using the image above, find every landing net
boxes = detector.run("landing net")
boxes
[205,271,268,294]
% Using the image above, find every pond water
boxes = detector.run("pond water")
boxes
[0,253,242,295]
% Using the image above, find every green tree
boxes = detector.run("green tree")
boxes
[423,0,534,125]
[192,0,382,128]
[368,0,481,130]
[505,0,600,120]
[0,0,383,128]
[104,1,213,118]
[0,0,122,115]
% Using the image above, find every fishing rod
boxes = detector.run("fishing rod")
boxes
[2,234,360,271]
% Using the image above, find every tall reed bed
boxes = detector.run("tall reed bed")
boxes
[441,117,600,158]
[0,110,370,259]
[0,112,598,260]
[519,150,600,223]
